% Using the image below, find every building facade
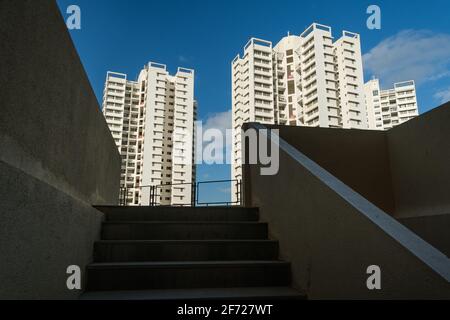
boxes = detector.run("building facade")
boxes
[364,79,419,130]
[232,23,367,186]
[102,62,196,206]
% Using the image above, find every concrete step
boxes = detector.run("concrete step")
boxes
[101,222,268,240]
[95,206,259,222]
[94,240,279,262]
[86,261,291,291]
[80,287,306,300]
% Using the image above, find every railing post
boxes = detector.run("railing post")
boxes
[236,180,240,206]
[149,186,154,207]
[191,183,196,207]
[237,181,239,205]
[239,180,243,206]
[149,186,155,207]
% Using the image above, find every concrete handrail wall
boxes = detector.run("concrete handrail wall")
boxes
[0,1,121,299]
[243,123,450,299]
[0,0,121,205]
[266,125,395,214]
[387,102,450,219]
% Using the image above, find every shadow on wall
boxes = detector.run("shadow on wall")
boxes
[242,103,450,299]
[262,103,450,255]
[0,0,121,205]
[0,0,121,299]
[268,102,450,221]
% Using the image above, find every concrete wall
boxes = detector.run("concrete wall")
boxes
[387,102,450,219]
[0,0,121,205]
[399,214,450,257]
[260,104,450,256]
[0,161,104,299]
[243,124,450,299]
[0,1,121,299]
[262,103,450,221]
[271,126,395,214]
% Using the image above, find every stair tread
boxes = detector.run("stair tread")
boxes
[97,207,259,221]
[95,240,277,244]
[103,221,265,224]
[94,239,279,262]
[101,221,268,240]
[80,287,304,300]
[88,261,289,268]
[87,206,297,296]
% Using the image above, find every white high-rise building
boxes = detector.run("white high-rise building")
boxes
[232,23,367,185]
[102,62,197,206]
[364,79,419,130]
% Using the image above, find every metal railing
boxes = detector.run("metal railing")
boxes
[119,179,242,207]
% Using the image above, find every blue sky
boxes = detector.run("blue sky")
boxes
[57,0,450,200]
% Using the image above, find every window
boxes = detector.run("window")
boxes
[288,81,295,95]
[287,65,294,79]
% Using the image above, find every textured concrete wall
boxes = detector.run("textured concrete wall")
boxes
[0,1,120,299]
[0,0,121,205]
[0,161,103,299]
[399,214,450,257]
[387,102,450,219]
[263,102,450,221]
[270,125,395,214]
[243,127,450,299]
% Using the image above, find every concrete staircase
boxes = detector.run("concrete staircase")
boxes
[81,206,304,300]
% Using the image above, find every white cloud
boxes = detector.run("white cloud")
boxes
[433,88,450,104]
[203,109,232,133]
[363,30,450,87]
[197,110,232,164]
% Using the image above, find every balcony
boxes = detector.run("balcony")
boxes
[278,97,287,106]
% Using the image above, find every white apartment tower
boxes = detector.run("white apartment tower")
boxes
[364,79,419,130]
[102,62,197,206]
[232,23,367,185]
